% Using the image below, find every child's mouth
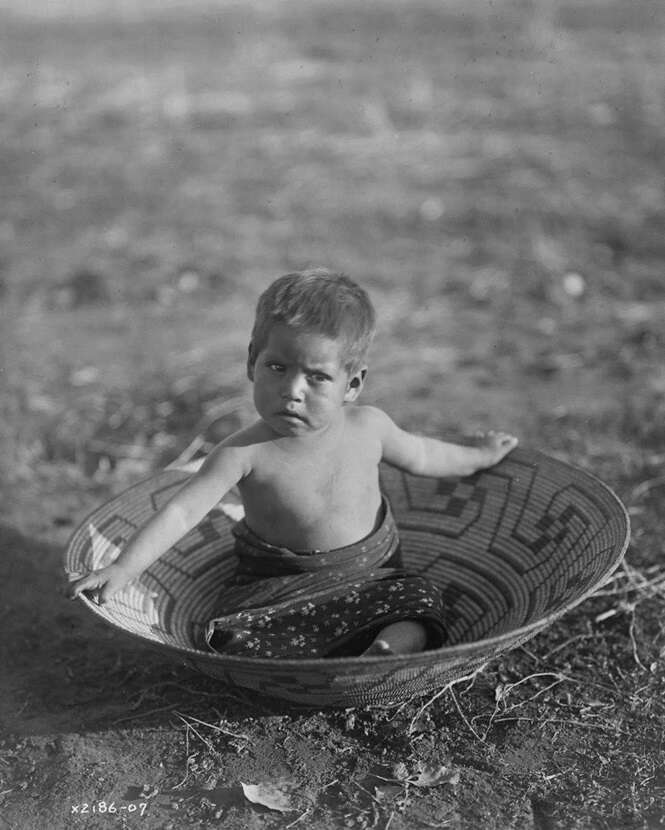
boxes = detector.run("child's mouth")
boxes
[277,411,306,423]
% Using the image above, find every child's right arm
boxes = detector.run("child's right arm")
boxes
[69,442,251,605]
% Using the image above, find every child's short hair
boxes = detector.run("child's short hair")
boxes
[249,268,376,373]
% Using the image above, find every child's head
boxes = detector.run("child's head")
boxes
[248,269,376,377]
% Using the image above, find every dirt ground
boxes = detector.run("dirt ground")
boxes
[1,1,665,828]
[3,301,664,830]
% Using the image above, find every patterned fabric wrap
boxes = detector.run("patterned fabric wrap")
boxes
[205,498,447,658]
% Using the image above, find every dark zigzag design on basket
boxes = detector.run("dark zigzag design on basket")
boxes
[379,456,624,644]
[381,463,525,643]
[64,448,630,706]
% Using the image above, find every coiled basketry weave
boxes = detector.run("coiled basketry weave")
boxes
[64,447,629,707]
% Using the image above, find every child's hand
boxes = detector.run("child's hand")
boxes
[474,430,518,466]
[68,564,135,605]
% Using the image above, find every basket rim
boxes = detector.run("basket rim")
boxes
[64,446,631,671]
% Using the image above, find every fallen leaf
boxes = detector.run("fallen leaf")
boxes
[240,781,296,813]
[410,764,460,788]
[392,762,410,781]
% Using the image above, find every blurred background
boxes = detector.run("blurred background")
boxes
[1,0,664,539]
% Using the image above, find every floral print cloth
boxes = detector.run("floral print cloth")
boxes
[205,498,447,658]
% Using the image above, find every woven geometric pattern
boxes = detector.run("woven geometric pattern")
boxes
[64,447,630,707]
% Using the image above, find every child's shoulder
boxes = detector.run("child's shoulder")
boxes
[216,419,275,453]
[346,404,392,431]
[195,420,272,478]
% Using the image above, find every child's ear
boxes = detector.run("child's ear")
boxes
[344,367,367,402]
[246,344,255,381]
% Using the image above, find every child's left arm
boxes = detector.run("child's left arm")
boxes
[370,407,518,478]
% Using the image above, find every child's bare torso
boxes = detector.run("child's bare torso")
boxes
[236,406,384,551]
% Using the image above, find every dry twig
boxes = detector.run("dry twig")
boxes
[176,712,249,743]
[407,665,486,735]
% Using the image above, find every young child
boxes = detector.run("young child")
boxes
[70,269,517,657]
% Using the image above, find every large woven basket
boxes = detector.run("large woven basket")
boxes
[64,447,629,707]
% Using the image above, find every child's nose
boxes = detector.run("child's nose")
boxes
[281,371,306,401]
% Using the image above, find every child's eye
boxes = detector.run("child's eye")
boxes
[308,373,329,384]
[267,362,285,373]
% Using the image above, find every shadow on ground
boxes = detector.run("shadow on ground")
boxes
[0,524,294,741]
[0,525,387,830]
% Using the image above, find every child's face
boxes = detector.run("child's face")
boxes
[251,324,364,436]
